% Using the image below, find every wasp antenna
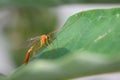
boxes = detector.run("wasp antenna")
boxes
[48,28,60,36]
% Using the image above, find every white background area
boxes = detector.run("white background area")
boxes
[0,4,120,80]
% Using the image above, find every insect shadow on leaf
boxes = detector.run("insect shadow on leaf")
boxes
[35,48,70,60]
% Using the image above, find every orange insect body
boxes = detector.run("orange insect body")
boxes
[40,35,48,47]
[24,28,59,64]
[24,34,49,64]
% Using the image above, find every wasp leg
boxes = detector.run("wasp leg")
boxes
[31,41,40,58]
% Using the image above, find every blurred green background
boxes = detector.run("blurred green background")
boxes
[4,8,57,66]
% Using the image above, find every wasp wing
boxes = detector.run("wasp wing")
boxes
[21,35,41,48]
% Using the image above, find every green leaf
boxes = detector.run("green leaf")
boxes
[8,8,120,80]
[1,0,120,7]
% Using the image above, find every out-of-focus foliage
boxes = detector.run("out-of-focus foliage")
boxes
[0,74,6,80]
[7,8,120,80]
[1,0,120,7]
[4,8,57,66]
